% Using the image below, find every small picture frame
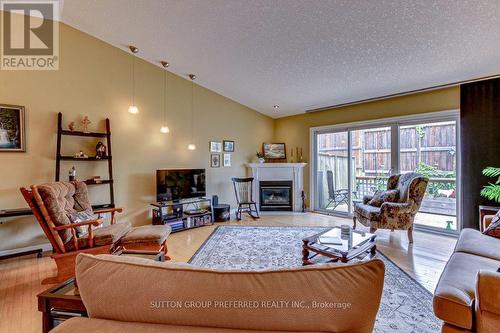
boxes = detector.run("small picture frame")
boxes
[209,141,222,153]
[223,140,234,152]
[263,143,286,159]
[211,154,221,168]
[0,104,26,152]
[223,153,231,167]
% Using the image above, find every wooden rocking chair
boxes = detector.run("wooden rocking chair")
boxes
[20,181,127,284]
[232,177,259,221]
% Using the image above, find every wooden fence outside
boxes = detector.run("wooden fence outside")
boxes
[318,122,456,175]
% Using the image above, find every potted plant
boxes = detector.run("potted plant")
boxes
[256,152,265,164]
[481,167,500,203]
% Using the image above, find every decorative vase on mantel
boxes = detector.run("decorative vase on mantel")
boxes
[256,152,265,164]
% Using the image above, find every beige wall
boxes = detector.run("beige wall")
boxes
[0,17,462,253]
[0,23,274,252]
[274,87,460,207]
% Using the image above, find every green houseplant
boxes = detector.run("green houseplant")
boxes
[481,167,500,203]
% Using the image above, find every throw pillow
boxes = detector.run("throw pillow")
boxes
[368,189,400,207]
[483,211,500,238]
[66,211,97,237]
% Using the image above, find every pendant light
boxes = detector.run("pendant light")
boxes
[159,61,170,134]
[128,45,139,114]
[187,74,196,150]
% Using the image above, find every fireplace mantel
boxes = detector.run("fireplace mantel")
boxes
[246,163,307,212]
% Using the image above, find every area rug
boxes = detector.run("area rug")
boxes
[189,225,441,333]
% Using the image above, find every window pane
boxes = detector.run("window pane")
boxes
[399,121,457,231]
[316,132,349,213]
[351,127,392,203]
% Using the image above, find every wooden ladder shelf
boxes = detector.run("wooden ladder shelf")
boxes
[55,112,115,209]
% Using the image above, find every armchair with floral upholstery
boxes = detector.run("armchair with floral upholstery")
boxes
[353,172,429,243]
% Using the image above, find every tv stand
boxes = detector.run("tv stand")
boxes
[151,197,214,233]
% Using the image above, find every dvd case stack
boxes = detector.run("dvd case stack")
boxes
[166,219,184,232]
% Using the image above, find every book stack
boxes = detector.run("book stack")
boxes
[166,219,184,232]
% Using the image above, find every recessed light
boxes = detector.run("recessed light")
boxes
[273,105,280,110]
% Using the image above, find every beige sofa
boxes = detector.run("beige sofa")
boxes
[52,253,385,333]
[433,223,500,332]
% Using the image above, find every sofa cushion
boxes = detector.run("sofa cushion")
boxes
[36,182,77,244]
[67,211,97,237]
[455,228,500,261]
[368,189,399,207]
[354,204,381,221]
[51,317,289,333]
[75,253,385,333]
[433,252,500,330]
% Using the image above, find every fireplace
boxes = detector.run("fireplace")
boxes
[259,181,293,211]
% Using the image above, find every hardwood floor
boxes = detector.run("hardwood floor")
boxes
[0,212,456,333]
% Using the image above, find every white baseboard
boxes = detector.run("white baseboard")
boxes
[0,243,52,257]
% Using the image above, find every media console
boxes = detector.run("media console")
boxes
[151,198,214,232]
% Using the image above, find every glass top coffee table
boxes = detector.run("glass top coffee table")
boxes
[302,226,376,265]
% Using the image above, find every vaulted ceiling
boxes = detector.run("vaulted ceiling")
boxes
[61,0,500,118]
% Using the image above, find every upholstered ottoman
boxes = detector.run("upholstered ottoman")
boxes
[121,225,171,259]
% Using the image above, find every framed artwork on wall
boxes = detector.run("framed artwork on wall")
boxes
[223,153,231,167]
[211,154,221,168]
[223,140,234,152]
[0,104,25,152]
[209,141,222,153]
[263,143,286,159]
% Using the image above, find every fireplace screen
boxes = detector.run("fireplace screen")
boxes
[259,181,293,211]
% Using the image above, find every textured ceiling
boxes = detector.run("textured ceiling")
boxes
[61,0,500,118]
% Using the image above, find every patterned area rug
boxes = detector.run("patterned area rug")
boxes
[189,225,441,333]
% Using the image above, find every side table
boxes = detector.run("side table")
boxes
[38,250,164,332]
[213,204,231,222]
[479,205,499,231]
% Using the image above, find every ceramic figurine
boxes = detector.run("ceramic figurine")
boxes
[68,121,75,131]
[68,166,76,181]
[74,151,88,158]
[81,116,91,133]
[95,141,107,158]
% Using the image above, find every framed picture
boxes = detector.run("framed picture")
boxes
[223,153,231,167]
[263,143,286,159]
[209,141,222,153]
[0,104,25,152]
[211,154,221,168]
[223,140,234,152]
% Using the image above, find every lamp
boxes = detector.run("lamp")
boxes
[128,45,139,114]
[159,61,170,134]
[187,74,196,150]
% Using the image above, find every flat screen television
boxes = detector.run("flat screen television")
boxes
[156,169,206,202]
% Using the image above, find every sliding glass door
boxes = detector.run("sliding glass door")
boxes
[314,126,393,215]
[312,112,459,233]
[399,120,458,231]
[316,131,350,214]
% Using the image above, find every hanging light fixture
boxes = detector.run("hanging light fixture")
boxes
[128,45,139,114]
[159,61,170,134]
[187,74,196,150]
